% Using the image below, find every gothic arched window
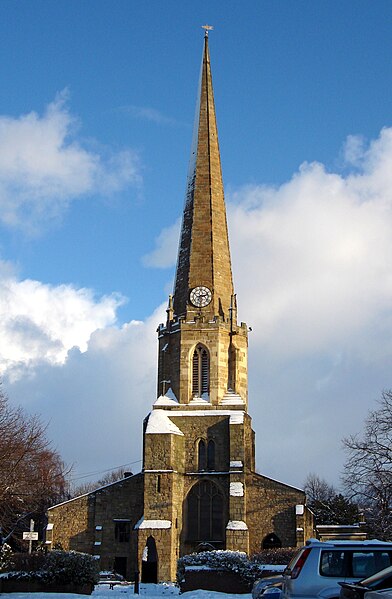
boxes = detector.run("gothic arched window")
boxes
[207,440,215,470]
[192,344,209,398]
[198,439,206,471]
[186,480,224,542]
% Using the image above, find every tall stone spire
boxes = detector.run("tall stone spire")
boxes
[173,33,234,320]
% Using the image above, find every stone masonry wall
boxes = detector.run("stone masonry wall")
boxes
[48,494,94,553]
[157,318,248,407]
[92,474,143,579]
[48,474,143,580]
[246,473,306,555]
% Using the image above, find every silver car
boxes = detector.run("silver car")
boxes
[282,539,392,599]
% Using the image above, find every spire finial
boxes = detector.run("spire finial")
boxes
[201,24,214,38]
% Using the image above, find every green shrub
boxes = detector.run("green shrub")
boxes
[177,550,262,588]
[5,550,99,585]
[0,544,14,572]
[251,547,297,565]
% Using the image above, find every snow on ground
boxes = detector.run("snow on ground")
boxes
[0,582,253,599]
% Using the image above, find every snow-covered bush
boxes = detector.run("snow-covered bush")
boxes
[177,550,261,587]
[252,547,297,565]
[42,550,100,584]
[0,543,14,572]
[5,550,99,585]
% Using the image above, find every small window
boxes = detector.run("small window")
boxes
[198,439,206,470]
[207,440,215,470]
[114,521,130,543]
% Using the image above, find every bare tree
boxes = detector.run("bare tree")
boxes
[304,473,359,525]
[342,390,392,539]
[0,385,69,546]
[70,467,129,498]
[304,473,336,505]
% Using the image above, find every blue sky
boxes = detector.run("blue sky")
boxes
[1,1,392,490]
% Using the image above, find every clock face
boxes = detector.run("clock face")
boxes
[190,286,212,308]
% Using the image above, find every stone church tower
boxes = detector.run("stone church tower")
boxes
[47,33,313,583]
[136,32,312,581]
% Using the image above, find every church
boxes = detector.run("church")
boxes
[47,33,314,582]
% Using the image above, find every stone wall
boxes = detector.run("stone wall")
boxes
[48,494,93,553]
[158,318,248,407]
[246,473,306,555]
[48,474,143,580]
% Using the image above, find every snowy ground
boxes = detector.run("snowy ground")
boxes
[0,582,252,599]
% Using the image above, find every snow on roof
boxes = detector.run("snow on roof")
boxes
[145,410,184,436]
[230,482,244,497]
[48,472,141,510]
[189,395,210,404]
[229,412,244,424]
[154,387,179,406]
[226,520,248,530]
[230,460,243,468]
[135,517,171,529]
[185,565,215,571]
[221,392,244,405]
[168,409,245,424]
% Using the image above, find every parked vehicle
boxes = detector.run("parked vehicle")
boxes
[340,565,392,599]
[282,539,392,599]
[253,575,284,599]
[365,591,392,599]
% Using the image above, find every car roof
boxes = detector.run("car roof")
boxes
[305,539,392,548]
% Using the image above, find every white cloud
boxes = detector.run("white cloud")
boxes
[230,127,392,361]
[4,126,392,489]
[5,305,164,483]
[0,266,124,380]
[0,91,141,232]
[142,218,181,268]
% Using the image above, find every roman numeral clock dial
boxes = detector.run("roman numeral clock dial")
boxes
[189,286,212,308]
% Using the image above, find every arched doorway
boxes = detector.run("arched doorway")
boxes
[262,533,282,549]
[141,536,158,583]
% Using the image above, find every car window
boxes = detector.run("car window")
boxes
[352,552,392,578]
[320,551,348,577]
[320,551,392,578]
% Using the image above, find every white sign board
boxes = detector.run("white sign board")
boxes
[23,532,38,541]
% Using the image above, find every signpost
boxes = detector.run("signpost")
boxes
[23,520,37,553]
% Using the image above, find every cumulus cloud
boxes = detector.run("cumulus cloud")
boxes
[0,265,124,380]
[0,91,141,232]
[230,127,392,361]
[4,126,392,488]
[6,305,164,482]
[142,217,181,268]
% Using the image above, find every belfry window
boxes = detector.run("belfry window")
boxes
[192,344,209,397]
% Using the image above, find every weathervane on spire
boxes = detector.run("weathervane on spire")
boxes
[201,24,214,37]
